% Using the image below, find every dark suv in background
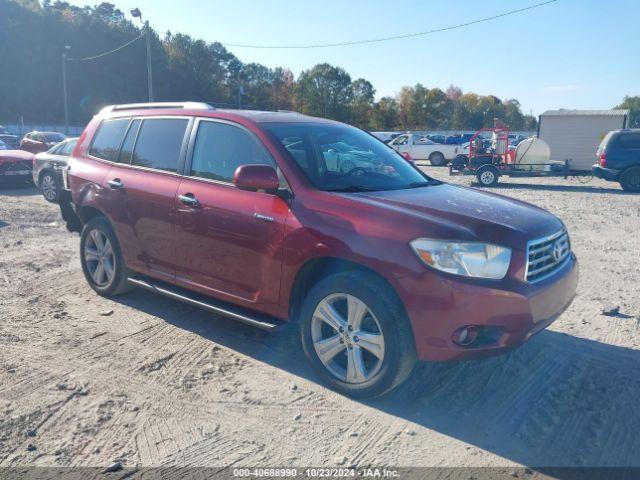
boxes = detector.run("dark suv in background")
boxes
[593,129,640,192]
[59,102,578,398]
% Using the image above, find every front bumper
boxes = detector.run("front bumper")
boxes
[400,253,579,362]
[592,165,619,181]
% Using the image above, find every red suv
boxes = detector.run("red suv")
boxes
[59,103,578,397]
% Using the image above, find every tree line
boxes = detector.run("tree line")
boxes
[3,0,634,132]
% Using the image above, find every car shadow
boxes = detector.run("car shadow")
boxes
[113,289,640,470]
[470,181,632,195]
[0,183,37,196]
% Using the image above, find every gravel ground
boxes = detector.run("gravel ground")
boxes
[1,168,639,471]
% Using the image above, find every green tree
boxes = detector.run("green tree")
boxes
[616,96,640,128]
[350,78,375,129]
[295,63,352,121]
[371,97,399,131]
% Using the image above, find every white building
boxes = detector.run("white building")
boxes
[538,109,629,171]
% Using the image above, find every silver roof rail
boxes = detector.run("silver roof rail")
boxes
[99,102,214,115]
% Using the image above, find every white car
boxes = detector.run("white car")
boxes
[388,134,458,166]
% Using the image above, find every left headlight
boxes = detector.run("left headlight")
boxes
[410,238,511,279]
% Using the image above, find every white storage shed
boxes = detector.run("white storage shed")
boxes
[538,109,629,171]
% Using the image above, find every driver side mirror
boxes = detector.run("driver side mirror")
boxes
[233,164,279,192]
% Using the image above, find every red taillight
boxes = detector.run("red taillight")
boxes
[599,152,607,167]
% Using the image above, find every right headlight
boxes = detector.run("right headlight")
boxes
[410,238,512,279]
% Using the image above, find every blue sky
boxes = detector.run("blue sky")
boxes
[67,0,638,115]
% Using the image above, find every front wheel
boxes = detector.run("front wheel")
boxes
[80,216,133,296]
[40,171,59,203]
[619,167,640,193]
[300,272,417,398]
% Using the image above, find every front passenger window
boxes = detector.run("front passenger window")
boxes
[190,121,274,183]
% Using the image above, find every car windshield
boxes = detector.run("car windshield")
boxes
[44,133,66,142]
[264,123,435,192]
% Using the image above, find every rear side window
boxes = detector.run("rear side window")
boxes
[132,118,188,172]
[90,118,130,161]
[190,121,273,182]
[613,133,640,149]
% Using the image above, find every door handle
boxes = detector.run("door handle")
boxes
[108,178,124,189]
[178,193,200,207]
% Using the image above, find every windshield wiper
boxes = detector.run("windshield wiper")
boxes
[405,180,440,189]
[325,185,378,192]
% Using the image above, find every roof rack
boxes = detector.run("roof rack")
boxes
[100,102,214,114]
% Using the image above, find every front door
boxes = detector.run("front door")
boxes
[173,119,289,312]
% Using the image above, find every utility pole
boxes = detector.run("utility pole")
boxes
[144,20,153,102]
[62,45,71,134]
[131,9,153,102]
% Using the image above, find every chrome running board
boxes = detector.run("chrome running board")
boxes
[127,277,283,331]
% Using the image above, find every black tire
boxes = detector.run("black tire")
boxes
[619,167,640,193]
[429,152,447,166]
[39,171,60,203]
[476,166,499,187]
[80,216,133,297]
[300,271,417,398]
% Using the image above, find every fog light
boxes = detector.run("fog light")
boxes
[452,326,480,346]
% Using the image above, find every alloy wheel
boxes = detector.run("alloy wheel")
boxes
[311,293,385,384]
[41,174,57,201]
[83,229,115,287]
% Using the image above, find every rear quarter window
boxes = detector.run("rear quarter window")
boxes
[612,133,640,149]
[90,118,131,161]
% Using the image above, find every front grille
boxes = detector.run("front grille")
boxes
[525,230,571,282]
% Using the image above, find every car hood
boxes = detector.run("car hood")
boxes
[348,183,563,248]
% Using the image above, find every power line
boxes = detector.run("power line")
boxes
[69,30,146,61]
[222,0,558,49]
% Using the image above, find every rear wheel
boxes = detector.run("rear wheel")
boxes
[80,216,133,296]
[40,171,59,203]
[476,166,499,187]
[619,167,640,193]
[300,271,417,398]
[429,152,447,166]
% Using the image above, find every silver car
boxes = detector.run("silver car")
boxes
[32,137,78,203]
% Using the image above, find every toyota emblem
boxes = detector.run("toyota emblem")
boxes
[552,240,563,261]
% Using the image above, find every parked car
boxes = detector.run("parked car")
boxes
[0,149,34,185]
[592,129,640,192]
[32,137,78,202]
[425,134,446,144]
[0,133,20,149]
[508,134,527,146]
[20,131,67,154]
[370,131,402,144]
[388,133,459,165]
[59,102,578,398]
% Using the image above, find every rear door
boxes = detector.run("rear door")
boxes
[100,116,191,281]
[173,118,289,312]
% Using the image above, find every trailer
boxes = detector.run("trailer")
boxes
[448,126,592,186]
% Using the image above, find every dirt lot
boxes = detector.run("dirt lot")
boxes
[1,168,639,471]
